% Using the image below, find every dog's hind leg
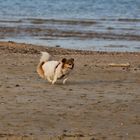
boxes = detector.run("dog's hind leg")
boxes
[52,75,58,84]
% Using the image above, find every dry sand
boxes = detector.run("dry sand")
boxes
[0,41,140,140]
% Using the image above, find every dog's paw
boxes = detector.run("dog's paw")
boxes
[52,81,56,85]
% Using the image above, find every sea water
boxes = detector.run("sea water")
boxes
[0,0,140,51]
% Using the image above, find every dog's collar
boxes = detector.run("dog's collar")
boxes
[54,62,66,78]
[54,62,61,73]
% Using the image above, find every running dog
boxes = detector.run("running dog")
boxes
[37,52,74,84]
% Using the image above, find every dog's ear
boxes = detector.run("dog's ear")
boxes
[70,58,74,62]
[62,58,67,63]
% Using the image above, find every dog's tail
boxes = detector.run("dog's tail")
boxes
[37,52,51,78]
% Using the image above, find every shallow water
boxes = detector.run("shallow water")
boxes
[0,0,140,52]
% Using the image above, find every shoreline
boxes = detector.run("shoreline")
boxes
[0,17,140,52]
[1,41,140,55]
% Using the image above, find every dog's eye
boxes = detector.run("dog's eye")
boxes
[69,64,72,65]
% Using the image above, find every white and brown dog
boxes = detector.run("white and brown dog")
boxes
[37,52,74,84]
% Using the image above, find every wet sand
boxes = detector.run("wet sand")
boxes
[0,41,140,140]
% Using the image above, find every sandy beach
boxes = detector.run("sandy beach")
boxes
[0,41,140,140]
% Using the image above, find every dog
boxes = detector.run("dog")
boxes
[37,52,74,84]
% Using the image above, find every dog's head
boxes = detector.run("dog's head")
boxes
[62,58,74,70]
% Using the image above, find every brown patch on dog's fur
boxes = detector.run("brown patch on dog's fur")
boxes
[62,58,74,69]
[37,62,45,78]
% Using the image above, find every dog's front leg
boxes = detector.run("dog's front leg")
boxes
[63,78,68,84]
[47,77,53,83]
